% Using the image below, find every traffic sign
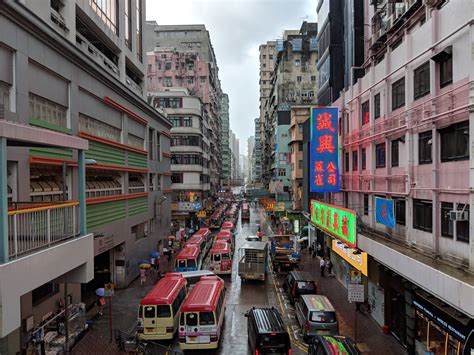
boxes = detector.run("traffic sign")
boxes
[350,270,362,284]
[348,283,364,303]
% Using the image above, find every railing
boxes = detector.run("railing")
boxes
[8,202,80,259]
[344,81,471,146]
[76,32,120,79]
[125,76,144,96]
[342,173,408,194]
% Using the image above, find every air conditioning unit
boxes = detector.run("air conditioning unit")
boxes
[449,211,468,221]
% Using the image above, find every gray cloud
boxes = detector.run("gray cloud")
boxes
[146,0,316,154]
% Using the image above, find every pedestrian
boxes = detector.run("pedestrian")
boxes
[154,256,160,274]
[317,242,322,256]
[168,237,174,250]
[326,258,333,276]
[140,267,147,286]
[97,295,105,316]
[320,258,325,277]
[309,243,314,255]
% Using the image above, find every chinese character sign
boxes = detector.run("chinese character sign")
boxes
[375,197,395,228]
[310,107,340,192]
[310,200,357,247]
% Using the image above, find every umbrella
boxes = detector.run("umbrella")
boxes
[150,251,160,258]
[140,263,151,269]
[95,288,105,297]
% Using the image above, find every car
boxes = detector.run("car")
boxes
[245,307,291,355]
[295,295,338,340]
[283,271,317,304]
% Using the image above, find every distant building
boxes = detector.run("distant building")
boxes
[253,118,263,183]
[221,94,231,184]
[247,136,255,182]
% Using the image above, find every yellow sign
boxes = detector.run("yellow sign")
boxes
[197,211,206,218]
[332,239,368,276]
[273,202,285,212]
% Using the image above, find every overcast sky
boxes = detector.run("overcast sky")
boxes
[146,0,317,155]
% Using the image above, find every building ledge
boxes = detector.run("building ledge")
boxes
[358,233,474,317]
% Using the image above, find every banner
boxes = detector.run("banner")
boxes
[310,107,340,193]
[375,197,395,228]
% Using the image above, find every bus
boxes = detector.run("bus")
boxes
[215,230,235,252]
[210,212,223,229]
[221,221,235,234]
[175,245,202,272]
[165,270,216,291]
[137,274,187,340]
[209,241,232,275]
[194,228,213,249]
[178,276,226,350]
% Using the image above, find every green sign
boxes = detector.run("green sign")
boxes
[310,199,357,247]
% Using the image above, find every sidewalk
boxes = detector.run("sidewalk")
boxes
[299,252,406,354]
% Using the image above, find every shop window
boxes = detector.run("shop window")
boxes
[32,282,59,306]
[361,100,370,125]
[373,93,380,119]
[352,150,358,171]
[375,143,386,168]
[439,54,452,88]
[413,62,430,100]
[456,204,469,243]
[391,139,399,167]
[439,120,469,162]
[440,202,453,238]
[395,199,406,225]
[413,199,432,232]
[361,148,366,170]
[363,194,369,215]
[392,77,405,110]
[418,131,432,164]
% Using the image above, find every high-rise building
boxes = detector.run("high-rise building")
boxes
[305,1,474,353]
[0,1,171,352]
[247,136,255,182]
[261,22,318,206]
[253,118,263,183]
[221,94,231,185]
[145,23,222,194]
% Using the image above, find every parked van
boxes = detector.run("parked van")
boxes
[295,295,338,340]
[245,307,291,355]
[283,271,317,304]
[307,335,360,355]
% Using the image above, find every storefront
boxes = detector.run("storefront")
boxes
[414,290,474,355]
[330,239,368,289]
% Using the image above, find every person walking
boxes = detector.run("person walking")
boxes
[320,258,326,277]
[140,267,147,286]
[326,258,333,276]
[309,243,314,255]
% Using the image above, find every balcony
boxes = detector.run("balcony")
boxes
[76,32,120,79]
[126,75,144,96]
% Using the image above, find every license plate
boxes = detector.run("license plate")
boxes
[318,330,330,334]
[187,336,198,343]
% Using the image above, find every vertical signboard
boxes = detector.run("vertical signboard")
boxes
[375,197,395,228]
[310,107,340,192]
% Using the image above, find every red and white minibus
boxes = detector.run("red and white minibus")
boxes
[137,274,187,340]
[209,241,232,275]
[215,230,235,252]
[175,245,202,272]
[178,276,226,350]
[186,235,207,253]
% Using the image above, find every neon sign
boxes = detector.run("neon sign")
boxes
[310,200,357,247]
[310,107,340,192]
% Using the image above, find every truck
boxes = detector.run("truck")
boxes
[269,234,300,273]
[238,241,268,281]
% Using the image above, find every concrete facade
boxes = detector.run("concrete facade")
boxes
[0,1,171,352]
[221,93,231,183]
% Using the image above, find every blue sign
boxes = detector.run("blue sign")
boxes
[310,107,340,192]
[375,197,395,228]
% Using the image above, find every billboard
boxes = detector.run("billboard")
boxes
[310,107,340,192]
[310,199,357,247]
[332,240,368,276]
[375,197,395,228]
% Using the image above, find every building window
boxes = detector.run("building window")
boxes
[352,150,358,171]
[128,134,144,150]
[439,120,469,162]
[148,128,154,160]
[278,168,286,177]
[295,59,300,66]
[413,199,433,232]
[311,76,316,82]
[298,124,303,133]
[391,139,399,167]
[457,204,469,243]
[414,62,430,100]
[375,143,386,168]
[156,132,161,161]
[298,142,303,151]
[132,222,147,241]
[298,160,303,169]
[297,76,302,82]
[395,199,406,225]
[344,152,349,172]
[149,173,155,191]
[361,100,370,125]
[363,194,369,215]
[418,131,432,164]
[32,283,59,306]
[439,54,453,88]
[124,0,132,49]
[361,148,366,170]
[89,0,118,34]
[0,81,10,113]
[374,93,380,119]
[440,202,454,239]
[165,62,171,70]
[136,0,142,61]
[171,173,183,183]
[29,93,67,129]
[392,77,405,110]
[154,97,182,108]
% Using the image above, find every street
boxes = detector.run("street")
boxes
[72,205,405,355]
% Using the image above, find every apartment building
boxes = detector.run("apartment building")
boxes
[221,93,231,185]
[148,89,210,227]
[261,22,318,205]
[247,135,255,183]
[253,117,263,184]
[0,1,171,352]
[145,23,223,194]
[308,0,474,353]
